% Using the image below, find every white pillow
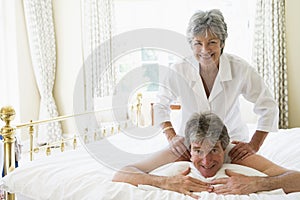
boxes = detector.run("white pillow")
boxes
[150,161,190,176]
[142,161,284,195]
[150,161,267,180]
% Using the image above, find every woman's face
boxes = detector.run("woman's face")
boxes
[191,30,224,68]
[190,141,225,178]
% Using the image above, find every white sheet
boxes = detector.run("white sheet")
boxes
[1,127,300,200]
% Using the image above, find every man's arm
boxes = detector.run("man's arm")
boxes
[212,154,300,194]
[112,148,213,198]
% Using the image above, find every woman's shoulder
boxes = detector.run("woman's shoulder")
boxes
[223,53,250,66]
[222,53,255,73]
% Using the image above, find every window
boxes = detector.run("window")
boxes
[112,0,256,126]
[113,0,256,83]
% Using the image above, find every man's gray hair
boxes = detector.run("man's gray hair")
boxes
[186,9,228,53]
[184,112,230,150]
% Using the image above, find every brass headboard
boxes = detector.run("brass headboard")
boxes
[150,103,181,126]
[0,105,130,200]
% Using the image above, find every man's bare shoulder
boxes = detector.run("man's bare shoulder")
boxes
[233,154,288,176]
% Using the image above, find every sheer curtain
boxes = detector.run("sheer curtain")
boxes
[0,0,21,168]
[252,0,288,128]
[23,0,62,143]
[0,0,19,114]
[81,0,114,109]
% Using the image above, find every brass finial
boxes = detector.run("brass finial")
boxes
[136,93,142,126]
[60,139,65,152]
[136,93,142,110]
[73,135,77,150]
[0,106,16,140]
[137,93,142,99]
[111,127,114,134]
[0,106,16,126]
[46,146,51,156]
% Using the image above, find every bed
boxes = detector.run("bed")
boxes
[1,103,300,200]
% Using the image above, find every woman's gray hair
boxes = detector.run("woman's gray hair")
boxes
[186,9,228,53]
[184,112,229,150]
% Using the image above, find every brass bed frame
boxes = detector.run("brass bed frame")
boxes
[0,94,177,200]
[0,105,132,200]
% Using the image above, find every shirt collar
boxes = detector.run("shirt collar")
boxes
[219,53,232,82]
[186,53,233,82]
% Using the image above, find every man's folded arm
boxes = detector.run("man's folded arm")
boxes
[222,154,300,194]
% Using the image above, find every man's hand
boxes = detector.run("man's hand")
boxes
[169,135,190,159]
[229,141,257,162]
[163,167,213,199]
[210,169,258,195]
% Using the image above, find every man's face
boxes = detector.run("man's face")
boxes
[190,141,225,178]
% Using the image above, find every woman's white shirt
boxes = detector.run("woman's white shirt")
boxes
[154,53,278,142]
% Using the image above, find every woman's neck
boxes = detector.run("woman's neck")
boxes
[199,64,219,98]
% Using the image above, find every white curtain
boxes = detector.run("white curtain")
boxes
[23,0,62,143]
[0,0,19,115]
[0,0,20,164]
[81,0,115,109]
[252,0,288,128]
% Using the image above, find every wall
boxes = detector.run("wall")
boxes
[15,0,40,140]
[47,0,300,129]
[286,0,300,127]
[15,0,300,139]
[52,0,83,134]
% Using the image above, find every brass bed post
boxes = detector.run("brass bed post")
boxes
[151,103,154,126]
[136,93,142,126]
[29,120,34,161]
[0,106,16,200]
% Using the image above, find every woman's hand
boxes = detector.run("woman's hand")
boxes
[229,130,268,162]
[168,135,190,159]
[163,167,213,199]
[229,141,257,162]
[161,122,190,159]
[211,169,259,195]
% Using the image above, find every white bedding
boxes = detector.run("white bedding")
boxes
[1,127,300,200]
[147,162,285,195]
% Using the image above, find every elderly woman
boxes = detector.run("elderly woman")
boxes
[154,9,278,161]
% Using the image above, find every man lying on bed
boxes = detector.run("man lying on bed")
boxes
[113,112,300,199]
